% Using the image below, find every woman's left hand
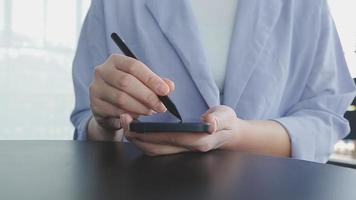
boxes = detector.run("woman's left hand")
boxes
[120,105,244,156]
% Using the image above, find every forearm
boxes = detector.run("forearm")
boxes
[223,119,291,157]
[87,117,123,141]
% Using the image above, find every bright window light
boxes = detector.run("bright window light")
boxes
[11,0,45,47]
[45,0,76,48]
[81,0,91,22]
[0,0,91,140]
[328,0,356,77]
[0,0,4,31]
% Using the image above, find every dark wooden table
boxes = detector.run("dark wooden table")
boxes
[0,141,356,200]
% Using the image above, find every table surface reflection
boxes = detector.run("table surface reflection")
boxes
[0,141,355,200]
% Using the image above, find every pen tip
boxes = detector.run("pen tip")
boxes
[176,114,183,122]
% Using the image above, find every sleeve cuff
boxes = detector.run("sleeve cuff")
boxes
[272,117,317,162]
[73,112,92,141]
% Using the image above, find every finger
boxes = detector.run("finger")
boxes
[108,54,170,96]
[91,96,124,119]
[93,79,158,115]
[128,138,189,156]
[162,78,175,93]
[202,106,236,133]
[127,131,213,152]
[202,114,217,133]
[201,107,219,119]
[91,97,131,130]
[120,113,134,132]
[200,107,221,133]
[100,68,167,113]
[91,96,137,130]
[97,117,122,130]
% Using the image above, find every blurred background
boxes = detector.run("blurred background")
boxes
[0,0,356,165]
[0,0,90,139]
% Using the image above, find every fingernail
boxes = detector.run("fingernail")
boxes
[157,84,169,95]
[156,103,167,113]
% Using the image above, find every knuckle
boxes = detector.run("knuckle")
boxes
[90,99,96,111]
[90,99,99,113]
[221,105,235,114]
[108,54,124,68]
[146,93,159,107]
[126,60,141,74]
[145,75,160,87]
[89,81,101,97]
[115,92,126,107]
[109,54,121,61]
[90,99,107,118]
[89,83,95,95]
[89,85,100,101]
[94,67,102,78]
[117,74,132,89]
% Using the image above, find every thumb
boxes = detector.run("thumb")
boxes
[201,106,236,133]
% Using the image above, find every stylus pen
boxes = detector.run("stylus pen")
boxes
[110,32,183,121]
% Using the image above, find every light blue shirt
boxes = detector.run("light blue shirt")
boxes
[71,0,356,163]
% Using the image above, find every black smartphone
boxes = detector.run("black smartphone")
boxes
[129,120,210,133]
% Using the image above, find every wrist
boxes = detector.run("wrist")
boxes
[222,119,291,157]
[221,118,250,151]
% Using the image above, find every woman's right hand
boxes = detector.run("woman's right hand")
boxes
[89,54,175,135]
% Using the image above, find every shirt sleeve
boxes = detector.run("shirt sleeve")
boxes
[70,0,109,140]
[273,1,356,162]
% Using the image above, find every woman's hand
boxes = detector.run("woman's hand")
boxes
[121,105,291,157]
[120,105,244,156]
[88,54,175,140]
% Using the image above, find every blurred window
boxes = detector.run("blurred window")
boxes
[0,0,90,139]
[45,0,76,48]
[328,0,356,77]
[0,0,4,31]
